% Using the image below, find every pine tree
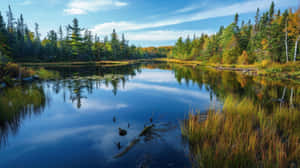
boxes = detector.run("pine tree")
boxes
[83,30,93,60]
[269,1,275,21]
[111,29,119,60]
[32,23,41,60]
[69,18,83,60]
[6,5,15,33]
[0,11,9,58]
[234,13,239,25]
[120,33,128,59]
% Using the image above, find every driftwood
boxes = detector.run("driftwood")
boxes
[113,138,140,158]
[113,124,155,159]
[139,124,154,136]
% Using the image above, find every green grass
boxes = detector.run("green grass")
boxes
[18,59,155,67]
[36,68,60,80]
[182,96,300,168]
[0,63,60,84]
[155,58,300,85]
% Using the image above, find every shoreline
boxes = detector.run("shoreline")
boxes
[17,59,156,67]
[155,58,300,84]
[2,58,300,87]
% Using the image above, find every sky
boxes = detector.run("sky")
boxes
[0,0,299,47]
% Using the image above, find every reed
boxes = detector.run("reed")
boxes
[182,96,300,167]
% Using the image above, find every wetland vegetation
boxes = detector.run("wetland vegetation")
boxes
[0,1,299,168]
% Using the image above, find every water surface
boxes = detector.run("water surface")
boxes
[0,63,298,168]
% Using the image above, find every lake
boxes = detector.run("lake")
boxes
[0,62,298,168]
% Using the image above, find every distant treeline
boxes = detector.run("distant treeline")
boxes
[168,2,300,64]
[0,6,167,63]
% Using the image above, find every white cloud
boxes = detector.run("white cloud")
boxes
[175,6,199,14]
[99,82,210,100]
[64,8,86,15]
[91,0,295,34]
[31,125,104,143]
[64,0,128,15]
[77,99,128,111]
[115,1,127,7]
[134,70,177,82]
[18,0,32,6]
[126,30,212,41]
[126,83,210,100]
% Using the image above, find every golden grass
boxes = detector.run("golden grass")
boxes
[0,63,60,83]
[157,58,300,71]
[182,96,300,167]
[18,59,156,67]
[36,68,60,80]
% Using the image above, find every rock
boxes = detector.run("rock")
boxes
[119,128,127,136]
[33,75,40,80]
[22,77,34,82]
[242,70,249,73]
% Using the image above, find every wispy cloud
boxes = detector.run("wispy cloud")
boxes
[126,30,213,41]
[134,70,177,82]
[31,125,104,143]
[175,6,199,14]
[64,0,128,15]
[76,99,128,111]
[18,0,32,6]
[91,0,295,35]
[99,82,210,100]
[175,0,209,14]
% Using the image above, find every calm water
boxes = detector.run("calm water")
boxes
[0,63,298,168]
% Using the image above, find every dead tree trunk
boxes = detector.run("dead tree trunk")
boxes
[280,87,286,109]
[290,88,294,108]
[293,35,300,62]
[285,18,289,63]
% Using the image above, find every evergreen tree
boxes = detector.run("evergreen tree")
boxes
[69,18,83,60]
[111,29,119,60]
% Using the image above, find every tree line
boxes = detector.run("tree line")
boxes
[0,6,166,63]
[168,2,300,64]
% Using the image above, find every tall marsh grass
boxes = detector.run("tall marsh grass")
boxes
[182,96,300,167]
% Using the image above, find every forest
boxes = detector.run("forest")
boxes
[168,2,300,64]
[0,6,167,63]
[0,2,299,65]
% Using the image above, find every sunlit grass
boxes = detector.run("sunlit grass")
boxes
[36,68,60,80]
[182,96,300,167]
[0,63,60,83]
[18,59,154,67]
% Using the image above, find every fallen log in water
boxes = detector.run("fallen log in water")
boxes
[113,138,140,158]
[113,124,155,159]
[139,124,154,137]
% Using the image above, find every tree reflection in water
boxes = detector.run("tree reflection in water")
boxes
[0,62,299,155]
[0,84,47,146]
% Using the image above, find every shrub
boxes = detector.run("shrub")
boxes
[237,50,249,65]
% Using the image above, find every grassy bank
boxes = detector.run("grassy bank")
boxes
[182,96,300,167]
[0,63,59,86]
[18,59,155,67]
[9,58,300,85]
[155,58,300,84]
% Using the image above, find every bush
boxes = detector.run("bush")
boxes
[237,50,249,65]
[260,60,272,68]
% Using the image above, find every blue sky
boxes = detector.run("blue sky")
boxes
[0,0,298,47]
